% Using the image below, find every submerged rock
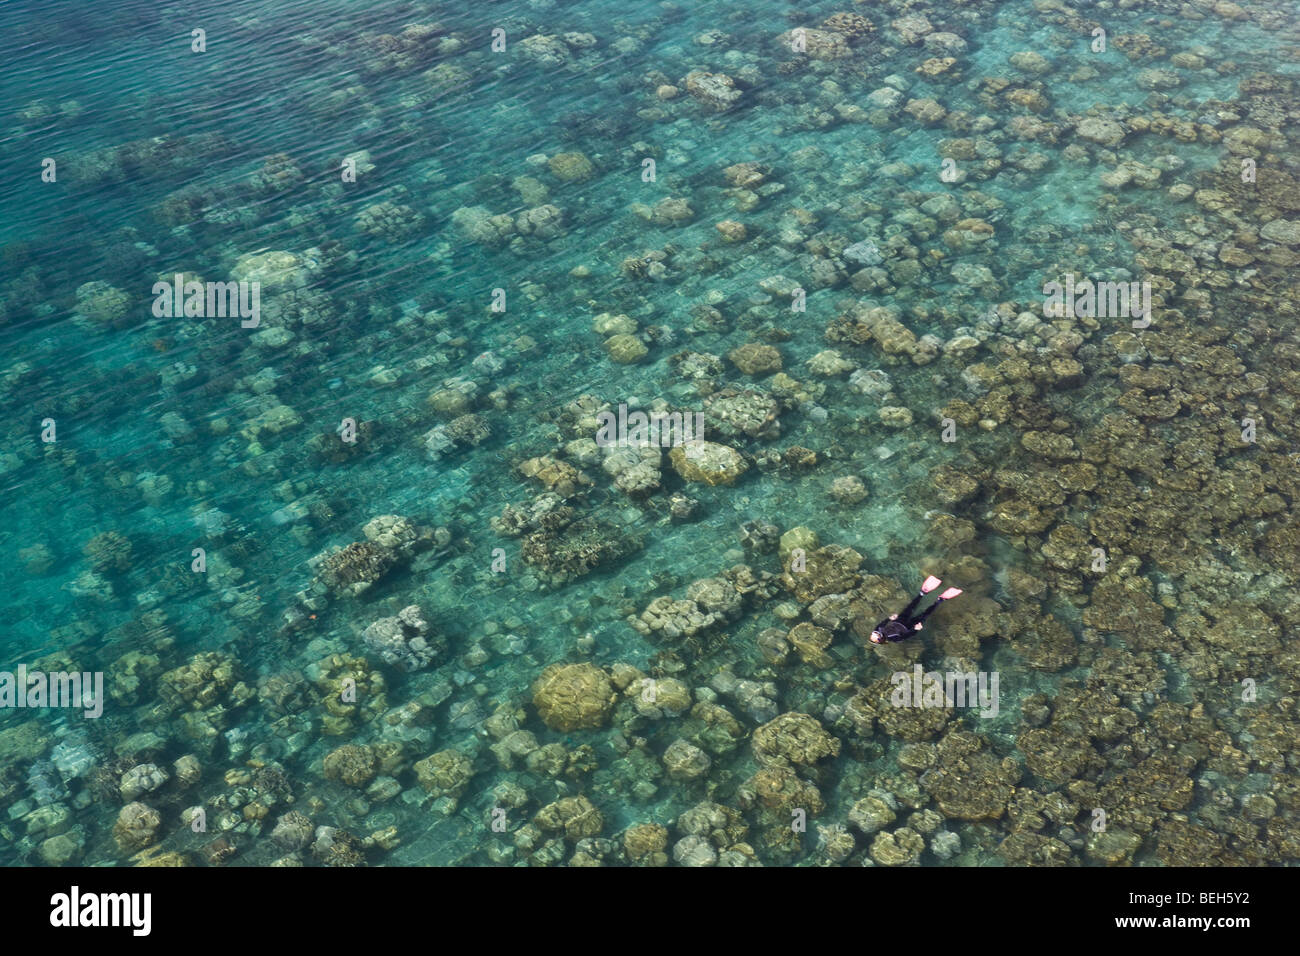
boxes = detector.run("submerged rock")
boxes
[532,662,616,731]
[668,441,749,485]
[685,71,742,111]
[113,802,161,852]
[362,605,443,672]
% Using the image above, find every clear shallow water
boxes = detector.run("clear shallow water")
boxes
[1,0,1298,866]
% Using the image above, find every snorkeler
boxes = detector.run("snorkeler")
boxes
[868,575,963,644]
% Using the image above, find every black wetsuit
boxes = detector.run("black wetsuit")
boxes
[873,591,945,643]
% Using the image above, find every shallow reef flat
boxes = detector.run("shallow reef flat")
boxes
[0,0,1297,867]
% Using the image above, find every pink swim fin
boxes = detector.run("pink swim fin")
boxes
[939,587,963,601]
[921,575,942,594]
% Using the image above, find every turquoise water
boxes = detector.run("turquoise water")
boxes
[1,0,1298,866]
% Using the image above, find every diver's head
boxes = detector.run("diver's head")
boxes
[869,630,884,645]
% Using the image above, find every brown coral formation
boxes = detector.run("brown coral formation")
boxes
[532,662,617,731]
